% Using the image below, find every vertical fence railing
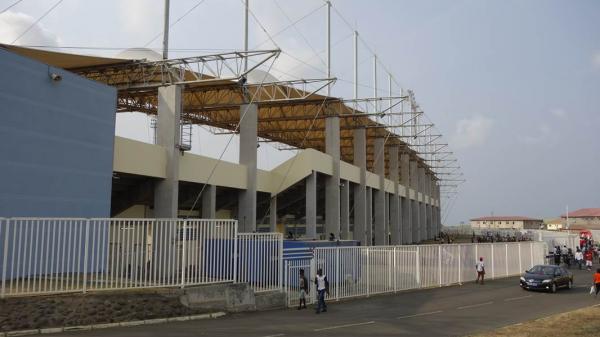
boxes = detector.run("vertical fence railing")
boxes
[284,241,547,306]
[236,232,283,293]
[0,218,238,298]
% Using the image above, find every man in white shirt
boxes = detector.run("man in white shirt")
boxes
[314,268,329,314]
[476,257,485,285]
[575,249,584,270]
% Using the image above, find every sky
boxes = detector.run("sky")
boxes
[1,0,599,225]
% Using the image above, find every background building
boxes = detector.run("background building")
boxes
[562,208,600,230]
[544,218,565,231]
[470,216,543,230]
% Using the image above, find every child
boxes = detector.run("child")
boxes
[298,269,308,310]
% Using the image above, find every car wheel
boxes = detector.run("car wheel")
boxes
[551,283,557,293]
[568,280,573,289]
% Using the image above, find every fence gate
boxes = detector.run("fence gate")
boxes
[283,248,315,308]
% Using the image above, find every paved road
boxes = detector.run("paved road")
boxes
[55,267,600,337]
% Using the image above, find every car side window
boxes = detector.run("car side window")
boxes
[561,268,568,275]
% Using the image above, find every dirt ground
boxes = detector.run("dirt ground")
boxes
[469,305,600,337]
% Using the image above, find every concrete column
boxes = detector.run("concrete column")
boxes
[269,195,277,232]
[306,171,317,239]
[410,160,420,243]
[389,146,400,245]
[384,193,390,245]
[400,153,411,244]
[353,127,367,245]
[341,179,350,240]
[374,137,386,246]
[201,184,216,218]
[325,116,341,239]
[366,187,373,245]
[425,173,432,239]
[418,167,427,241]
[238,103,258,232]
[154,85,181,218]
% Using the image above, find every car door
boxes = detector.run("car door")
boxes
[554,268,564,286]
[561,267,571,285]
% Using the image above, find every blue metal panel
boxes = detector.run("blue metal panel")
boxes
[0,48,116,217]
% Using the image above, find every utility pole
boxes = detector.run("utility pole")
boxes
[326,0,331,96]
[244,0,249,72]
[162,0,170,60]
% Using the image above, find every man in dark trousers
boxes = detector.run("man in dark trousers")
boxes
[298,269,308,310]
[314,268,329,314]
[476,257,485,284]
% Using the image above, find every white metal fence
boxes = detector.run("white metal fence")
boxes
[284,241,547,307]
[236,232,283,293]
[527,230,579,250]
[0,218,240,297]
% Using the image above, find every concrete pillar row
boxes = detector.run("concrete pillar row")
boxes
[154,85,181,218]
[341,179,350,240]
[389,146,401,245]
[409,160,420,243]
[201,184,216,218]
[353,128,367,245]
[366,187,373,245]
[325,116,341,239]
[400,153,411,244]
[373,137,386,246]
[238,103,258,232]
[269,195,277,232]
[306,171,317,239]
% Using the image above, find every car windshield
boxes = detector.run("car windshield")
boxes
[527,266,555,275]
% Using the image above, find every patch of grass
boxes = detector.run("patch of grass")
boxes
[469,305,600,337]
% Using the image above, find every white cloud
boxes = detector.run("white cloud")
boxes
[0,11,60,46]
[551,108,567,118]
[518,123,551,144]
[592,51,600,70]
[116,0,162,39]
[451,115,493,149]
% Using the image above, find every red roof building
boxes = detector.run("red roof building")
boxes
[561,208,600,230]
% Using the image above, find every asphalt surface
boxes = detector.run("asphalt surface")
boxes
[54,266,600,337]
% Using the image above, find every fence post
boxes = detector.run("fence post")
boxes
[1,219,9,298]
[284,260,288,306]
[278,233,283,291]
[335,248,339,301]
[518,243,522,273]
[393,247,397,293]
[491,244,495,280]
[233,221,238,283]
[82,219,90,294]
[505,244,509,276]
[458,244,461,285]
[438,245,442,287]
[530,242,533,268]
[415,246,421,287]
[181,220,187,289]
[366,248,370,297]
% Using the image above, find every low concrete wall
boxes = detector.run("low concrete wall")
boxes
[180,283,286,312]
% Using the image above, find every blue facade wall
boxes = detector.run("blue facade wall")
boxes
[0,48,116,217]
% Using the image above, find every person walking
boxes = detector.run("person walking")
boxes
[314,268,329,314]
[476,257,485,285]
[585,249,594,271]
[297,269,308,310]
[594,268,600,296]
[575,249,584,270]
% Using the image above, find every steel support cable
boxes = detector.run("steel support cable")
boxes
[0,0,24,14]
[143,0,208,48]
[243,0,280,50]
[257,95,331,225]
[273,0,326,68]
[251,1,326,51]
[13,45,237,52]
[186,53,280,216]
[11,0,63,44]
